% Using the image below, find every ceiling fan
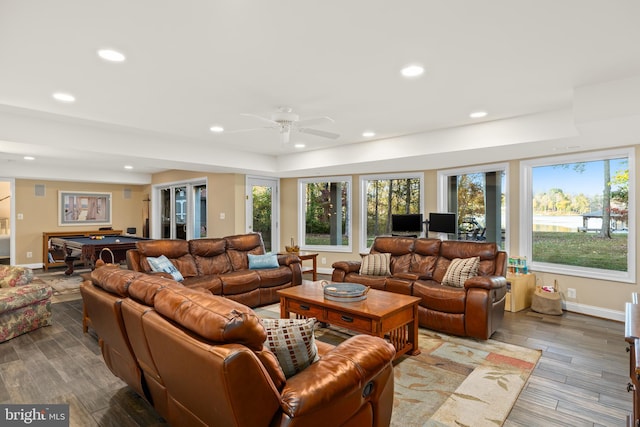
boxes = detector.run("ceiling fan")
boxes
[235,107,340,144]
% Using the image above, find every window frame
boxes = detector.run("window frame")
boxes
[520,147,635,283]
[437,162,509,247]
[359,172,424,250]
[298,175,352,253]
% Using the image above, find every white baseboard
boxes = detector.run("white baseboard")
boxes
[317,267,333,276]
[563,300,625,322]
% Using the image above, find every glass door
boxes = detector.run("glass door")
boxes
[157,180,207,240]
[246,177,279,252]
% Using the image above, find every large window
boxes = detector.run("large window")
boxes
[298,176,351,252]
[521,148,635,282]
[438,163,508,249]
[360,173,423,249]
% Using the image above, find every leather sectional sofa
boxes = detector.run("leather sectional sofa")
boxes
[331,236,508,340]
[126,233,302,308]
[81,265,396,427]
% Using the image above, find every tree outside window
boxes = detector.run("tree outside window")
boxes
[299,177,351,250]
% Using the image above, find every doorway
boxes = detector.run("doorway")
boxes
[155,180,207,240]
[246,177,279,252]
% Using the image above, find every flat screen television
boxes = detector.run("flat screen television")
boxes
[391,214,423,233]
[428,212,457,234]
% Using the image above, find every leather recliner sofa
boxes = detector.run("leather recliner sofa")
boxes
[126,233,302,308]
[331,236,507,340]
[81,265,396,427]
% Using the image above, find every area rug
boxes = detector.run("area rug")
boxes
[34,269,88,303]
[254,304,541,427]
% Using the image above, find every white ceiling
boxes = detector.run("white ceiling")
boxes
[1,0,640,184]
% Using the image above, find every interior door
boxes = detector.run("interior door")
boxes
[157,180,207,240]
[246,177,279,252]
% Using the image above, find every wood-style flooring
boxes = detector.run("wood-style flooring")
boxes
[0,298,632,426]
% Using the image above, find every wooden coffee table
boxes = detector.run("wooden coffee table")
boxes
[278,283,421,360]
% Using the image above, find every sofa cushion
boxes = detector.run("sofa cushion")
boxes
[147,255,184,282]
[442,257,480,288]
[359,253,391,276]
[262,317,319,378]
[413,280,466,313]
[189,238,233,275]
[0,266,34,288]
[248,253,279,269]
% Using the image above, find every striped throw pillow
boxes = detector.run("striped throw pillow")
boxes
[442,256,480,288]
[359,253,391,276]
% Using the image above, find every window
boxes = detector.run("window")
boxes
[360,173,423,249]
[521,148,635,282]
[438,163,508,249]
[298,176,351,252]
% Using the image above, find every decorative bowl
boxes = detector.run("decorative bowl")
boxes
[285,245,299,253]
[322,282,369,302]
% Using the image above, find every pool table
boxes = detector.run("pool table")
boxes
[50,235,149,275]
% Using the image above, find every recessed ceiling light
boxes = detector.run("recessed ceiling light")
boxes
[97,49,126,62]
[209,125,224,133]
[362,131,376,138]
[23,156,35,160]
[52,92,75,103]
[294,143,305,149]
[469,111,488,118]
[124,165,133,170]
[401,65,424,78]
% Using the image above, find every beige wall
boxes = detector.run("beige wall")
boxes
[279,151,639,314]
[14,179,146,265]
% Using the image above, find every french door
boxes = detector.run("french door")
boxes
[156,180,207,240]
[246,177,279,252]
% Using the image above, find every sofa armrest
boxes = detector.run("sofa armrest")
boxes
[279,334,395,420]
[277,253,302,266]
[464,275,507,290]
[331,260,361,273]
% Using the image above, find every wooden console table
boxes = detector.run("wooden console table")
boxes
[279,251,318,281]
[43,229,122,271]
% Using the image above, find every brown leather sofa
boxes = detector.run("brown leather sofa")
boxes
[126,233,302,307]
[81,265,396,427]
[331,236,507,340]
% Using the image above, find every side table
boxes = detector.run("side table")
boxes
[279,251,318,281]
[505,273,536,312]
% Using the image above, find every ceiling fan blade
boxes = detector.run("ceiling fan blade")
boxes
[298,128,340,139]
[295,116,334,128]
[220,126,274,135]
[240,113,279,126]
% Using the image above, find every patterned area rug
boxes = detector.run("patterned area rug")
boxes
[255,304,541,427]
[34,268,88,303]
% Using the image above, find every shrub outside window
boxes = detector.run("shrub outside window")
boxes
[298,176,351,252]
[521,148,635,283]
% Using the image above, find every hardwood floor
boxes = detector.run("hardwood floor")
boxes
[0,299,632,426]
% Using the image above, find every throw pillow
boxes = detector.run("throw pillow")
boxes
[262,318,319,378]
[248,253,279,269]
[147,255,184,282]
[442,256,480,288]
[0,266,34,288]
[359,253,391,276]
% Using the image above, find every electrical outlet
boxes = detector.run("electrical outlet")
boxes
[567,288,576,298]
[26,251,32,258]
[321,257,326,265]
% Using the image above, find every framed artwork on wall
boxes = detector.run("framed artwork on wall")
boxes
[58,191,112,226]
